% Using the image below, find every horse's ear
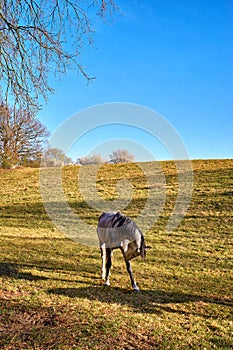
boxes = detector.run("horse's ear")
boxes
[145,246,152,250]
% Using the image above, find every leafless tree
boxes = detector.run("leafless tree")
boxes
[0,0,118,113]
[109,149,135,163]
[0,102,49,168]
[78,153,105,165]
[41,147,73,167]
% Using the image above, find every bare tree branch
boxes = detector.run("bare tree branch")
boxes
[0,0,118,113]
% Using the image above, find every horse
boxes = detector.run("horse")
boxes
[97,211,150,291]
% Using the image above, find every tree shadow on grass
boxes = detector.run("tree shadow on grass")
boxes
[48,285,232,316]
[0,201,99,229]
[0,261,99,284]
[0,262,49,281]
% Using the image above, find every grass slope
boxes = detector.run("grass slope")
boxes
[0,159,232,349]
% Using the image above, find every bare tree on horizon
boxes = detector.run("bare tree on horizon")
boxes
[0,102,49,168]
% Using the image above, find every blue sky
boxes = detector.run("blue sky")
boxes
[38,0,233,162]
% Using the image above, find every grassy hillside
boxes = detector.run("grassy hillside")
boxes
[0,159,232,349]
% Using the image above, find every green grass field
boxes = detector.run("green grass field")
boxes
[0,159,232,349]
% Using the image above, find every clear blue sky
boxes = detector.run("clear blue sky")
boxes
[38,0,233,162]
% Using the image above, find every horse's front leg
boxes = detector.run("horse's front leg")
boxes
[125,260,140,291]
[104,248,112,286]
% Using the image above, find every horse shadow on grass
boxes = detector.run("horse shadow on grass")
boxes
[48,284,232,317]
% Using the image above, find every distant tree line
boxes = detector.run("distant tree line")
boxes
[0,102,135,168]
[41,148,135,167]
[77,149,135,165]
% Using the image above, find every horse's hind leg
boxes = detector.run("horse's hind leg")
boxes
[101,247,112,286]
[101,247,106,280]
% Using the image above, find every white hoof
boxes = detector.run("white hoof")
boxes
[133,284,140,292]
[132,282,140,292]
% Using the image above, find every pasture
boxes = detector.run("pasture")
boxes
[0,159,232,349]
